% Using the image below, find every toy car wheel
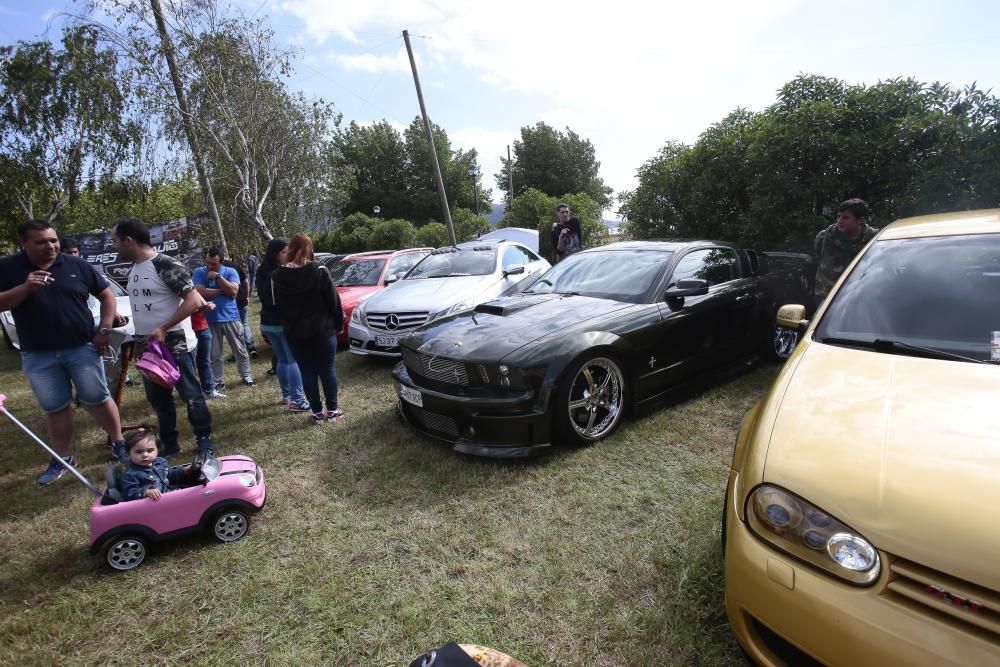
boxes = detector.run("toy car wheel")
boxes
[105,535,147,571]
[213,509,250,542]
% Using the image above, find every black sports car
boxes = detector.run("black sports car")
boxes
[392,241,811,457]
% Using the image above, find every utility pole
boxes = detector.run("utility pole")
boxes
[507,144,513,208]
[403,30,456,245]
[149,0,227,256]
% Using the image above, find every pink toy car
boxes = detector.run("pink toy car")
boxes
[93,454,266,570]
[1,393,266,571]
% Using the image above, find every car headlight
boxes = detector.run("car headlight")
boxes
[746,484,880,585]
[475,363,527,390]
[351,306,362,323]
[429,300,474,323]
[238,474,256,487]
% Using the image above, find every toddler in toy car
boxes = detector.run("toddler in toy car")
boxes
[120,429,193,501]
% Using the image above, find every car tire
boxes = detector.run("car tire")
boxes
[105,534,148,571]
[213,508,250,543]
[554,353,628,446]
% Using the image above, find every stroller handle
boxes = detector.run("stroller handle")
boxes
[0,392,101,497]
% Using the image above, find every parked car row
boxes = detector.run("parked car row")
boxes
[335,211,1000,666]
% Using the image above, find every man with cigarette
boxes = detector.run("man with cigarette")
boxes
[0,220,126,485]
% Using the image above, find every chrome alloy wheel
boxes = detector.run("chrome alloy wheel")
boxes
[106,536,147,571]
[214,510,249,542]
[566,357,625,441]
[773,325,800,360]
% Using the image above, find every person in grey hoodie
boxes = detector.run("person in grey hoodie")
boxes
[271,233,344,425]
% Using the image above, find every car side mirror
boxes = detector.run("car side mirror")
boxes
[503,264,526,278]
[664,278,708,299]
[384,272,403,285]
[776,304,808,330]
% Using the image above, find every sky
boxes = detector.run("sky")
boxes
[2,0,999,217]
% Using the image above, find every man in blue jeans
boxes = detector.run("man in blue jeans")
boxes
[0,220,128,484]
[112,219,216,458]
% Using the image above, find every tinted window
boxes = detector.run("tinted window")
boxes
[669,248,737,286]
[326,258,387,286]
[407,247,497,278]
[386,254,414,278]
[816,234,1000,362]
[502,245,531,269]
[525,250,671,303]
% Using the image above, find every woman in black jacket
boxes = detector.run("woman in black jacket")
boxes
[256,238,309,412]
[271,233,344,424]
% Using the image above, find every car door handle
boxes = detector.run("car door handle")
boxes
[736,294,752,304]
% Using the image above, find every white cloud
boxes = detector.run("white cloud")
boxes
[330,49,411,74]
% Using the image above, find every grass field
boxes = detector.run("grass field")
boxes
[0,329,779,666]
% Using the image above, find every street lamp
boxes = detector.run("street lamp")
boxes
[467,162,480,217]
[373,205,381,218]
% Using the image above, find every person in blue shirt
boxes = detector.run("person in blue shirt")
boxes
[120,428,193,501]
[193,247,255,388]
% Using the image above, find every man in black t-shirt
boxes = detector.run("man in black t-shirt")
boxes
[0,220,127,485]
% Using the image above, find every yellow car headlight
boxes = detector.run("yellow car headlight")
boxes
[746,484,880,585]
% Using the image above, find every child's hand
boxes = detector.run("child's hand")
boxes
[144,488,162,501]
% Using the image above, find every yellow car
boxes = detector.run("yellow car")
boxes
[723,210,1000,666]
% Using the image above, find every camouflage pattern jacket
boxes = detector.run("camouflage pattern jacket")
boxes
[813,223,879,304]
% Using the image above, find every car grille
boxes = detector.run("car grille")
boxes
[404,404,459,438]
[886,558,1000,640]
[365,311,429,332]
[402,349,470,386]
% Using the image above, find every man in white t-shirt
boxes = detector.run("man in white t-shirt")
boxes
[112,219,216,457]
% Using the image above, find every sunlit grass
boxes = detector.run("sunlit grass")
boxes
[0,322,777,665]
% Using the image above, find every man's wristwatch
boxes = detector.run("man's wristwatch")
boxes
[97,327,113,335]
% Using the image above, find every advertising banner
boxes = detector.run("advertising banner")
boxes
[66,214,208,286]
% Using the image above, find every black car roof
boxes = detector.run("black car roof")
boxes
[588,240,733,253]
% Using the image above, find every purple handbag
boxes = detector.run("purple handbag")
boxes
[135,338,181,389]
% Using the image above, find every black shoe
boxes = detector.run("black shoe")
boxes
[196,436,216,457]
[242,377,257,387]
[249,349,258,358]
[161,443,181,457]
[266,368,277,376]
[215,381,226,390]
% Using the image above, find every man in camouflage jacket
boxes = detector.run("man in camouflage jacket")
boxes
[814,199,879,308]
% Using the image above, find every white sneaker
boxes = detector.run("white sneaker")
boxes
[204,389,227,399]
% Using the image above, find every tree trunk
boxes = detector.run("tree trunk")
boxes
[149,0,227,256]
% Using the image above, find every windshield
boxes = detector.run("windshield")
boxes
[326,258,387,286]
[525,249,672,302]
[816,234,1000,363]
[407,247,497,278]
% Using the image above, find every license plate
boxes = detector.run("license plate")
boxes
[375,334,397,347]
[399,385,423,407]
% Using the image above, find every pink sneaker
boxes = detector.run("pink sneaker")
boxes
[326,409,344,423]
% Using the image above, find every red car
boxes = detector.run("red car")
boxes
[327,248,433,346]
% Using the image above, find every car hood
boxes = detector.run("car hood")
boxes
[407,292,637,363]
[337,285,379,309]
[763,342,1000,591]
[364,275,502,314]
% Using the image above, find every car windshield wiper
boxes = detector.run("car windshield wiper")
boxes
[819,336,992,364]
[873,338,993,365]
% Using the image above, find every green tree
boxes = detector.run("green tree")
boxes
[619,74,1000,249]
[450,207,492,242]
[332,120,410,221]
[327,212,376,253]
[501,188,607,260]
[415,222,449,248]
[0,26,143,227]
[59,174,201,233]
[496,122,613,209]
[367,218,416,251]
